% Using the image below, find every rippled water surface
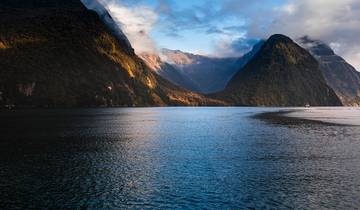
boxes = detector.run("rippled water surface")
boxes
[0,107,359,209]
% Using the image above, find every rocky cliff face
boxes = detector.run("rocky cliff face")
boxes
[0,0,223,107]
[299,37,360,106]
[218,34,342,106]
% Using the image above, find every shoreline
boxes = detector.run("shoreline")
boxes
[255,108,360,126]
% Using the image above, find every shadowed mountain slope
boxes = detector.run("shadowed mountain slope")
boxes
[162,42,264,94]
[217,34,342,106]
[162,49,240,94]
[299,37,360,106]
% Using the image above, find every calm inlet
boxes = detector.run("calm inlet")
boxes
[0,107,359,209]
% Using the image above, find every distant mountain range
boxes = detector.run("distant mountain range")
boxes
[138,52,199,92]
[160,49,240,94]
[143,35,359,107]
[140,42,264,94]
[1,0,358,107]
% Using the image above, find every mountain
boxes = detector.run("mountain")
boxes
[161,49,240,94]
[217,34,342,106]
[298,37,360,106]
[139,53,200,92]
[81,0,133,53]
[0,0,224,107]
[161,43,264,94]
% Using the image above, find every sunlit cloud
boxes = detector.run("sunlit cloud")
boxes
[82,0,360,69]
[82,0,159,54]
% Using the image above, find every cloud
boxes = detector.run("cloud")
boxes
[107,3,158,53]
[81,0,360,70]
[213,37,260,57]
[82,0,159,54]
[154,0,225,37]
[206,27,225,35]
[208,0,360,69]
[248,0,360,70]
[151,0,280,57]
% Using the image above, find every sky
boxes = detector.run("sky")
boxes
[86,0,360,70]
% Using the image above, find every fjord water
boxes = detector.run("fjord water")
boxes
[0,108,359,209]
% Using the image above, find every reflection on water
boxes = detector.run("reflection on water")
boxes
[0,108,359,209]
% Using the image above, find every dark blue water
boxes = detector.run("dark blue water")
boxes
[0,108,359,209]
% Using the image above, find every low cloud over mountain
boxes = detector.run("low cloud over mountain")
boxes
[91,0,360,70]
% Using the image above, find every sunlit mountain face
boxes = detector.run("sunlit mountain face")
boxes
[1,0,359,108]
[0,0,225,107]
[1,1,360,210]
[78,0,359,106]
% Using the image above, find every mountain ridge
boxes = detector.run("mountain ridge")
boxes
[139,52,200,92]
[0,0,225,107]
[298,36,360,106]
[0,1,349,107]
[217,34,342,106]
[161,48,259,94]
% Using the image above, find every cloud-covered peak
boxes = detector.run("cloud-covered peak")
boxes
[82,0,360,70]
[82,0,159,54]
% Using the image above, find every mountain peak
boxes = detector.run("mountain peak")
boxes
[0,0,223,107]
[138,52,162,71]
[219,34,342,106]
[299,36,360,106]
[267,34,293,44]
[297,36,335,56]
[161,49,196,65]
[256,34,317,67]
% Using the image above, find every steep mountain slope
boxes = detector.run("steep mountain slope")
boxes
[235,40,265,68]
[81,0,133,52]
[139,53,200,92]
[162,43,263,94]
[218,34,342,106]
[162,49,240,94]
[299,37,360,106]
[0,0,223,107]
